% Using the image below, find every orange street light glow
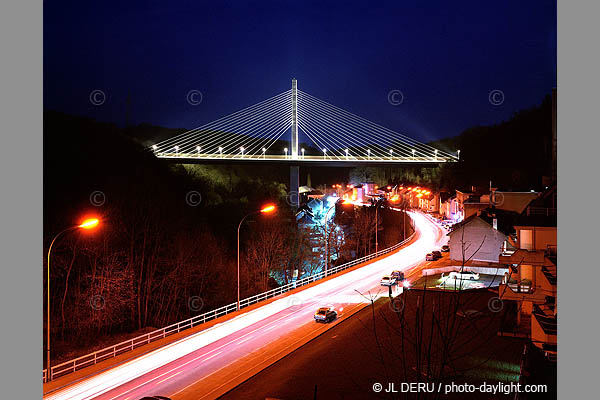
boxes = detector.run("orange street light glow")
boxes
[79,218,99,229]
[260,205,276,213]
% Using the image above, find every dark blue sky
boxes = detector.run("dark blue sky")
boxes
[44,0,556,143]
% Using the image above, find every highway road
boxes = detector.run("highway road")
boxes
[44,211,447,400]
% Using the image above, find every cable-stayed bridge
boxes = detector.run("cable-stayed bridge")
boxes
[151,79,458,207]
[151,79,457,164]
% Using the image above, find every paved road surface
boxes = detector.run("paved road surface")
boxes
[44,211,446,400]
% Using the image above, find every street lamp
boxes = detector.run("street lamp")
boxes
[219,146,223,157]
[196,145,201,156]
[389,149,393,159]
[367,149,371,159]
[434,149,438,161]
[262,148,267,158]
[237,204,276,311]
[240,146,245,157]
[345,149,349,159]
[284,147,288,158]
[46,217,100,380]
[323,148,327,159]
[174,145,179,156]
[457,149,461,160]
[152,144,157,152]
[301,148,305,159]
[412,149,416,160]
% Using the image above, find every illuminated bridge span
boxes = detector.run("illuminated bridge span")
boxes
[151,79,458,164]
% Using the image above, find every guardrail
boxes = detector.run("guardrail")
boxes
[43,223,415,383]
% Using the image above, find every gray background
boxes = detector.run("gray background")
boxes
[0,0,597,398]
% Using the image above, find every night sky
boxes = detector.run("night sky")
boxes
[44,0,556,143]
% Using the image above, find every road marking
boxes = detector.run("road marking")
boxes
[156,370,184,385]
[59,212,441,400]
[236,336,252,345]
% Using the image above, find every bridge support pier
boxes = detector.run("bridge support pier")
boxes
[290,165,300,209]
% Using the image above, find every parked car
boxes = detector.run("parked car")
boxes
[139,397,172,400]
[380,275,396,286]
[441,245,450,252]
[432,250,442,259]
[391,270,405,281]
[425,253,435,261]
[314,307,338,323]
[448,271,480,281]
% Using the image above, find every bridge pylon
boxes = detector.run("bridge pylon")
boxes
[291,78,298,159]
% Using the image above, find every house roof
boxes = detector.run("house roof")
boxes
[448,212,514,237]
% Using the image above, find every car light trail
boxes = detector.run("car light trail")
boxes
[44,212,442,400]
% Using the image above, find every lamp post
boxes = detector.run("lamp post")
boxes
[301,148,305,159]
[262,148,266,158]
[46,217,100,381]
[323,204,337,276]
[284,147,288,158]
[375,200,380,253]
[457,149,461,160]
[237,204,276,311]
[323,148,327,159]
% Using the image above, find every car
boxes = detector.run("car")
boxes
[448,271,480,281]
[441,245,450,252]
[314,307,338,323]
[380,275,396,286]
[139,397,172,400]
[391,270,405,281]
[432,250,442,259]
[425,253,435,261]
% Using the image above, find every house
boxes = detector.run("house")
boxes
[495,185,557,361]
[498,218,557,361]
[447,213,513,263]
[419,192,439,213]
[440,194,459,221]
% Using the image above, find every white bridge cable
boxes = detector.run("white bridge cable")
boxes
[298,112,369,158]
[297,97,400,158]
[298,89,445,156]
[154,90,291,150]
[160,92,292,153]
[222,114,292,157]
[297,119,343,160]
[167,100,292,155]
[298,94,408,156]
[154,89,291,150]
[298,91,431,158]
[298,92,420,158]
[182,103,293,155]
[178,94,292,153]
[245,120,293,157]
[298,90,456,159]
